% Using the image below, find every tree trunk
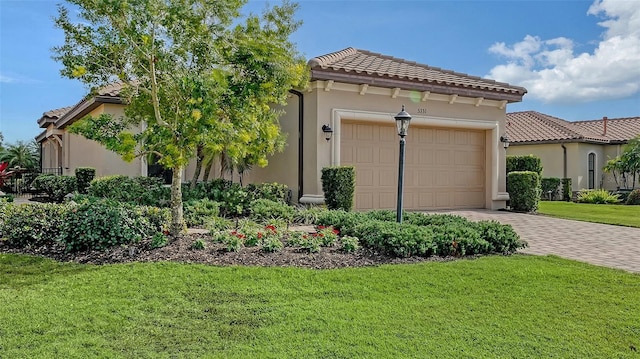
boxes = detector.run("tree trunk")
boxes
[170,165,185,237]
[190,145,204,189]
[202,155,214,181]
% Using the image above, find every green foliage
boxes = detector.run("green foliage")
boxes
[150,233,169,249]
[354,220,435,258]
[604,135,640,190]
[246,182,291,203]
[316,225,339,247]
[562,178,572,201]
[321,166,355,211]
[74,167,96,194]
[474,221,524,254]
[299,234,322,253]
[191,239,206,250]
[58,200,158,252]
[541,177,561,200]
[260,236,283,253]
[0,194,14,202]
[183,199,220,227]
[249,199,295,223]
[0,140,39,171]
[216,231,244,252]
[0,203,69,247]
[204,216,233,232]
[340,236,360,253]
[53,0,308,236]
[577,189,621,204]
[506,155,543,175]
[218,183,252,217]
[431,225,488,256]
[292,206,325,225]
[507,171,541,212]
[88,175,170,207]
[626,189,640,205]
[32,175,77,203]
[315,210,365,236]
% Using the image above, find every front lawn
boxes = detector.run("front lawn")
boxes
[538,201,640,227]
[1,253,639,358]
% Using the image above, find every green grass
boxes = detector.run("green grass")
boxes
[538,201,640,227]
[1,254,639,358]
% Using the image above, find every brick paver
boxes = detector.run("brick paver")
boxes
[438,210,640,273]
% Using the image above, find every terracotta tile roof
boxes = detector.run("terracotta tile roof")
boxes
[506,111,640,144]
[38,106,74,128]
[308,47,527,102]
[96,82,124,97]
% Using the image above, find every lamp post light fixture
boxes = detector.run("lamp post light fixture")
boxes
[322,124,333,141]
[394,105,412,223]
[500,134,510,149]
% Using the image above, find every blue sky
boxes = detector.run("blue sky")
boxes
[1,0,639,144]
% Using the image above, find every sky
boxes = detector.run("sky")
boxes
[1,0,639,144]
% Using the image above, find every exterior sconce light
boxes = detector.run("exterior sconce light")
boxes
[500,134,510,149]
[394,105,412,223]
[322,124,333,141]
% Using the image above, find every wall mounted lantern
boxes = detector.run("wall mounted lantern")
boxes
[394,105,412,223]
[500,134,510,149]
[322,124,333,141]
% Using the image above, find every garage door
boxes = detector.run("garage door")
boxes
[340,121,485,210]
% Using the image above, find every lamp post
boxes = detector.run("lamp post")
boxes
[394,105,412,223]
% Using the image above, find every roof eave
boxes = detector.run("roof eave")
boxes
[310,69,525,103]
[511,138,610,145]
[54,95,123,129]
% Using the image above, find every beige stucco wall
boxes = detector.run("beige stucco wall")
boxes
[506,142,639,192]
[65,103,143,178]
[291,81,511,210]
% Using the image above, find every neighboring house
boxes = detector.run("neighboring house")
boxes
[37,47,527,210]
[505,111,640,192]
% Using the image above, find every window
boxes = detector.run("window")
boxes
[588,153,595,189]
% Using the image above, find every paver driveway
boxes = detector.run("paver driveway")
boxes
[438,210,640,273]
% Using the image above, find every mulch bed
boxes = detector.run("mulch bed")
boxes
[0,232,470,269]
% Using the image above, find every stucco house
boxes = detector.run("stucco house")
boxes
[505,111,640,191]
[37,47,527,210]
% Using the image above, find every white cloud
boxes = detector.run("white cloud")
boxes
[0,72,40,84]
[487,0,640,104]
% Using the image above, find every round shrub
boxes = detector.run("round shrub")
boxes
[59,200,157,252]
[88,175,169,207]
[353,220,435,257]
[626,189,640,205]
[184,199,220,227]
[33,175,77,203]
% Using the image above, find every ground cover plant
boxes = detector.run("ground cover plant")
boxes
[1,254,638,358]
[538,201,640,228]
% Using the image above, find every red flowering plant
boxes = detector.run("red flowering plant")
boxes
[215,230,246,252]
[0,162,16,189]
[315,225,340,247]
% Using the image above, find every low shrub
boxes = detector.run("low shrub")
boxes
[321,166,355,211]
[431,225,489,256]
[293,206,325,225]
[33,175,77,203]
[88,175,170,207]
[474,220,525,253]
[626,189,640,205]
[0,203,69,247]
[340,236,360,253]
[0,194,14,202]
[249,199,295,223]
[75,167,96,194]
[261,236,283,253]
[217,183,252,217]
[247,182,291,204]
[299,234,322,253]
[184,199,220,227]
[316,225,339,247]
[353,220,435,258]
[215,230,244,252]
[150,233,169,249]
[507,171,541,212]
[58,200,158,252]
[576,189,620,204]
[204,216,233,232]
[315,210,365,236]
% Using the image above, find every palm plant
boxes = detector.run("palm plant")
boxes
[0,141,39,171]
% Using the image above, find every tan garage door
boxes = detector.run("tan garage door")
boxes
[340,121,485,210]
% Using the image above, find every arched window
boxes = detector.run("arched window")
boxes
[588,153,596,189]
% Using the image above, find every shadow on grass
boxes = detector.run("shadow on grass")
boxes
[0,254,95,289]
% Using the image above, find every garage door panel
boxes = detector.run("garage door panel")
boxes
[341,121,485,210]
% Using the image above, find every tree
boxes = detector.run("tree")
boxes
[53,0,307,236]
[0,141,40,171]
[604,135,640,190]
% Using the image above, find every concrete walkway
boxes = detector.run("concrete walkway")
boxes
[438,210,640,273]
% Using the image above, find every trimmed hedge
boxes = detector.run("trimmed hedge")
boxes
[249,199,295,223]
[506,155,543,175]
[507,171,541,212]
[75,167,96,194]
[321,166,355,211]
[0,203,69,247]
[562,178,572,202]
[88,175,170,207]
[32,175,77,203]
[541,177,561,200]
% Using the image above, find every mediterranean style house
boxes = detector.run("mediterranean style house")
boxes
[36,47,527,210]
[505,111,640,191]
